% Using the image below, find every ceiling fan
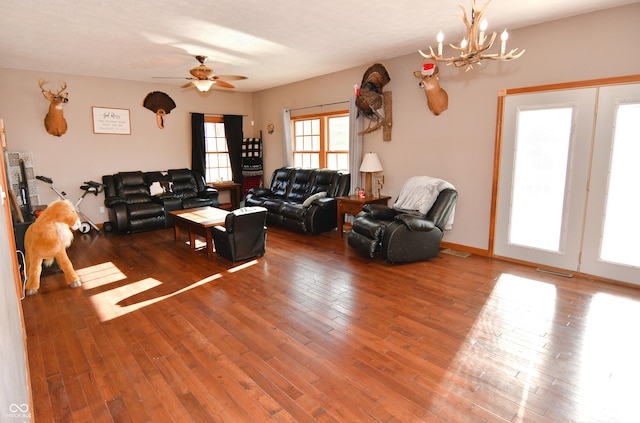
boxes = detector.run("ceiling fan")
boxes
[154,55,247,92]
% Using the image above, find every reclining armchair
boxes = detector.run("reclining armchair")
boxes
[211,206,268,263]
[348,177,457,263]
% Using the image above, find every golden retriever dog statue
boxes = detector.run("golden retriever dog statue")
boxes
[24,200,82,295]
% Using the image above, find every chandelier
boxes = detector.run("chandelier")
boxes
[419,0,524,71]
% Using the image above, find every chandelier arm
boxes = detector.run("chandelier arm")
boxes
[481,49,526,61]
[419,48,435,60]
[421,46,458,64]
[458,5,471,46]
[448,40,492,55]
[482,32,498,51]
[473,1,492,48]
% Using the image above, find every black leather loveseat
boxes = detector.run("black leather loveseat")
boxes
[244,167,350,234]
[102,168,219,233]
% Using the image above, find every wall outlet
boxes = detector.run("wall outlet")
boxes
[99,206,105,214]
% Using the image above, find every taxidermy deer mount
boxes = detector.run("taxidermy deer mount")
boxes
[413,63,448,116]
[38,79,69,136]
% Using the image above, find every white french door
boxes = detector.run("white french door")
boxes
[495,88,595,271]
[581,85,640,283]
[495,83,640,285]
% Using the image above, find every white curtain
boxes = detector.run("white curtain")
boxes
[282,108,293,167]
[349,97,363,196]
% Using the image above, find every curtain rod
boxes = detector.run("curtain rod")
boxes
[189,112,249,117]
[287,100,349,112]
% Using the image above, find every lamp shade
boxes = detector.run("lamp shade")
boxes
[193,79,214,92]
[359,152,383,173]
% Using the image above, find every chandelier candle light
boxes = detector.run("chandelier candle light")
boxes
[420,0,524,71]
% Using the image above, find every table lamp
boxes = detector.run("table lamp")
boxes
[359,152,383,197]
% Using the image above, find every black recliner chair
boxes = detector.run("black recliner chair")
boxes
[348,184,457,263]
[211,206,268,263]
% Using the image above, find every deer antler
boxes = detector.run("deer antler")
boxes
[38,78,49,91]
[56,81,68,95]
[38,79,68,94]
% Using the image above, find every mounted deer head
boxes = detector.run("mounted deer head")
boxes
[38,79,68,136]
[413,64,448,116]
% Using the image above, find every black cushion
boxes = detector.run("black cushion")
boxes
[286,169,316,203]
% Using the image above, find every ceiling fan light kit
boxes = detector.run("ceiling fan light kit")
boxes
[193,79,214,92]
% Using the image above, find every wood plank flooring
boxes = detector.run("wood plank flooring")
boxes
[21,225,640,422]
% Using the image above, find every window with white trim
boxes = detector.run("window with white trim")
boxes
[204,116,232,182]
[292,111,349,171]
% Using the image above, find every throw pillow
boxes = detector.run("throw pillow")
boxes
[149,180,174,196]
[160,180,174,194]
[149,181,163,196]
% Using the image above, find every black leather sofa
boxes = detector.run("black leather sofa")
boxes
[245,167,350,234]
[102,168,219,233]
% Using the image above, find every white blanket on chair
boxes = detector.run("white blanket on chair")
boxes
[393,176,456,230]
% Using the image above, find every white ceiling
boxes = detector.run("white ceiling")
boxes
[1,0,636,92]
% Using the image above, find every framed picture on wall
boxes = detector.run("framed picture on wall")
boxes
[92,107,131,135]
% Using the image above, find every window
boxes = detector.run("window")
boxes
[292,111,349,171]
[204,116,232,182]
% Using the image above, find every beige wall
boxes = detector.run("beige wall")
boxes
[0,72,255,225]
[1,4,639,249]
[252,3,640,250]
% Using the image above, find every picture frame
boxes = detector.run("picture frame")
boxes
[373,175,384,197]
[92,107,131,135]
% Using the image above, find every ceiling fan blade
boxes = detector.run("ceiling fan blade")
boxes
[152,76,194,80]
[215,75,248,81]
[213,80,235,89]
[181,81,193,88]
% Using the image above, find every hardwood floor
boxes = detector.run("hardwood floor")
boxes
[21,225,640,422]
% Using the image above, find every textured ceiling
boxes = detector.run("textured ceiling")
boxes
[1,0,636,92]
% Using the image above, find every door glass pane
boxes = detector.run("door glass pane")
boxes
[600,103,640,267]
[509,107,573,251]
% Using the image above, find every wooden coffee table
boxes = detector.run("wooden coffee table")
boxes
[170,207,230,258]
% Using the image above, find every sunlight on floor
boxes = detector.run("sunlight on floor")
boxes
[579,293,640,420]
[76,260,258,322]
[493,274,557,420]
[76,261,127,288]
[228,260,258,273]
[88,277,164,321]
[182,239,207,250]
[429,272,640,420]
[432,273,557,420]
